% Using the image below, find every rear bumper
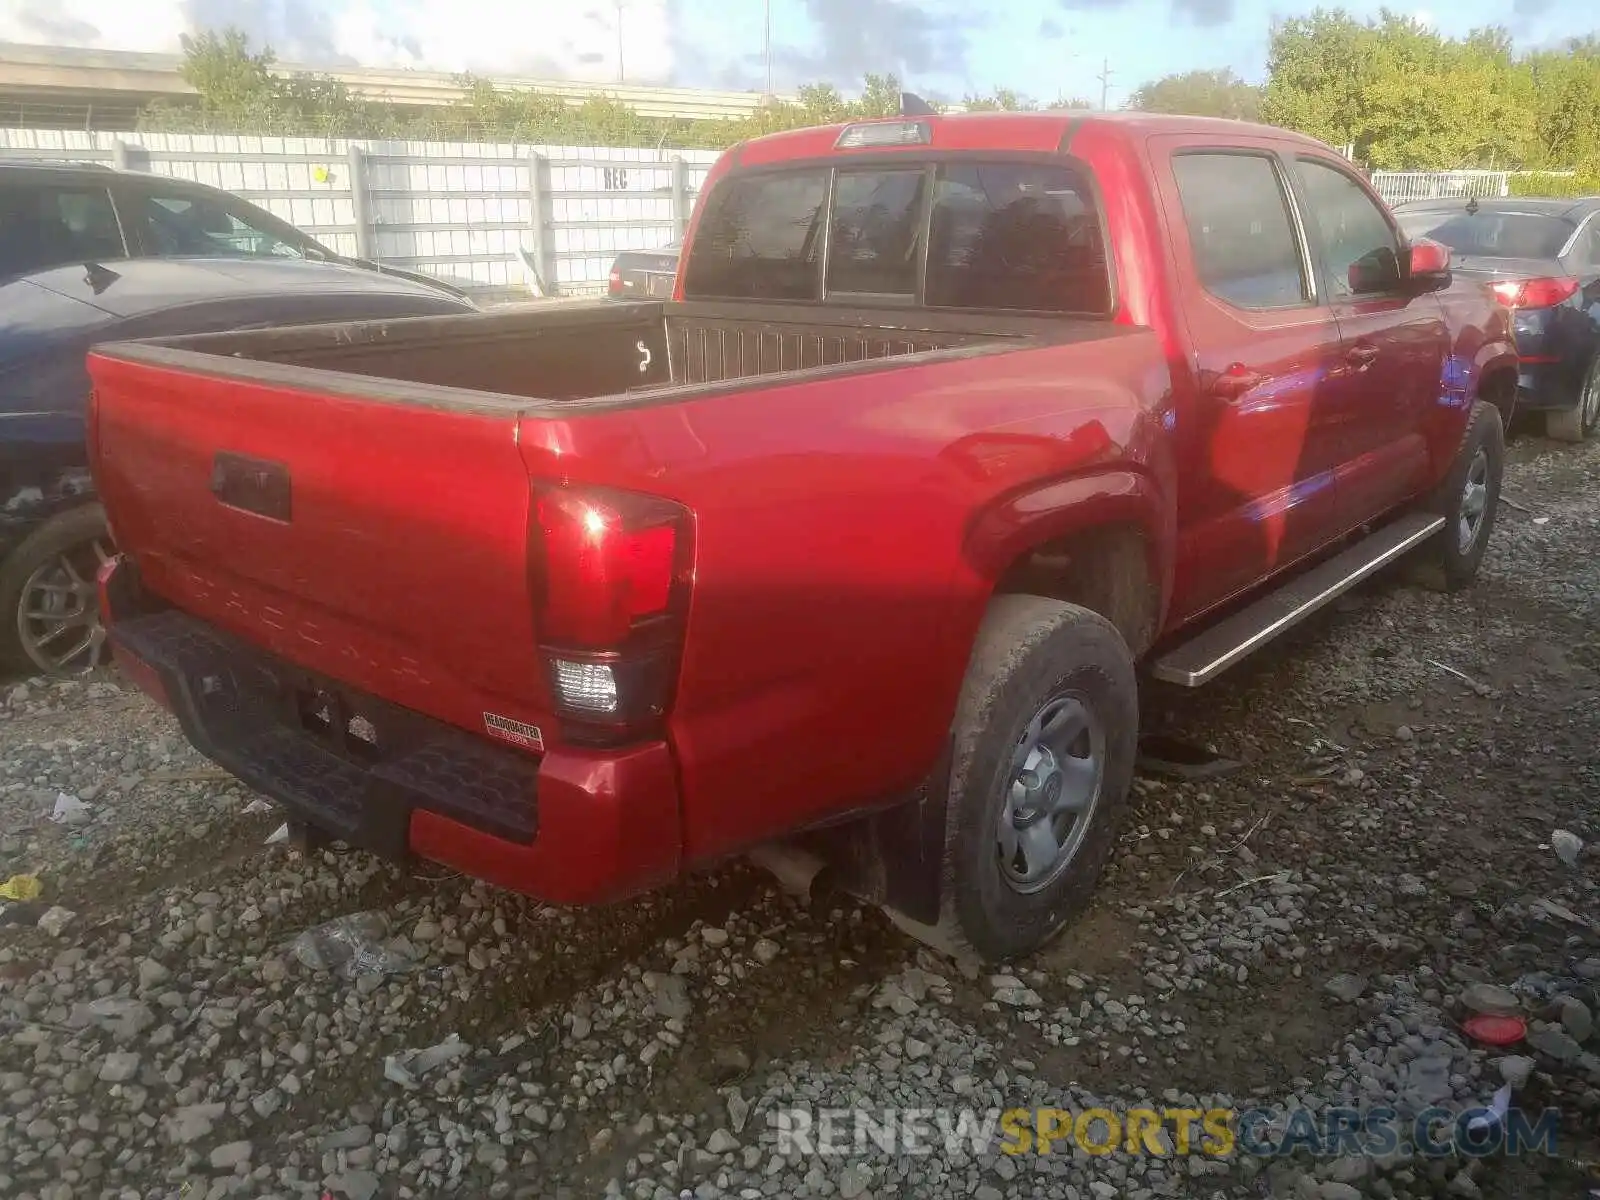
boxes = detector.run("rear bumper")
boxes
[102,563,682,904]
[1516,361,1580,411]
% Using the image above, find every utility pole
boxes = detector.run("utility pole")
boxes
[615,0,626,82]
[1096,57,1114,110]
[764,0,773,95]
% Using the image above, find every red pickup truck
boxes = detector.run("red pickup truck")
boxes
[87,108,1515,961]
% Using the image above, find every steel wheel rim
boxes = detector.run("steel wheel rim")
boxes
[1457,448,1490,555]
[16,536,112,674]
[995,691,1105,894]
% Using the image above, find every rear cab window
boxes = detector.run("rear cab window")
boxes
[682,156,1112,316]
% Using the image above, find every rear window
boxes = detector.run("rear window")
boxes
[1394,209,1574,259]
[680,170,828,301]
[827,169,927,296]
[683,159,1111,315]
[926,163,1109,313]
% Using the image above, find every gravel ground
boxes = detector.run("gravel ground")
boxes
[2,432,1598,1200]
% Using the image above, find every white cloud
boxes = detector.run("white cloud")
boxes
[0,0,675,81]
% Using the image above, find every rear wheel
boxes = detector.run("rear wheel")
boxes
[0,504,113,675]
[1409,400,1503,593]
[1545,355,1600,442]
[895,595,1138,962]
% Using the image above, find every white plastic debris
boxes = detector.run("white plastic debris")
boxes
[242,798,275,816]
[264,822,289,845]
[289,911,413,979]
[50,792,91,826]
[1552,829,1583,867]
[383,1035,471,1089]
[1465,1082,1512,1137]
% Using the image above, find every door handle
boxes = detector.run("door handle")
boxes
[1347,343,1380,370]
[1207,362,1268,401]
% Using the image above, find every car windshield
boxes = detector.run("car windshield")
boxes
[1395,209,1574,259]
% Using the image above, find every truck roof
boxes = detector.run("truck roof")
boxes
[734,109,1335,167]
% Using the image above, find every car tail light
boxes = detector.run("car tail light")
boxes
[608,268,623,296]
[531,485,693,743]
[1490,277,1579,309]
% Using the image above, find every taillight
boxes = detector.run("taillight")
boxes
[532,485,693,743]
[1490,277,1579,309]
[608,269,623,296]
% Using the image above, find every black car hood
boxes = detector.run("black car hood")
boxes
[0,257,474,439]
[17,256,462,318]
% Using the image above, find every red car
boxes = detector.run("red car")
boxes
[87,106,1516,961]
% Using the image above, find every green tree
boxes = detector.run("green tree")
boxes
[1260,8,1573,171]
[1129,69,1262,120]
[961,88,1038,112]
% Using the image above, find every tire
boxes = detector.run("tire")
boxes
[0,504,113,675]
[1545,355,1600,443]
[1408,401,1503,593]
[897,595,1139,962]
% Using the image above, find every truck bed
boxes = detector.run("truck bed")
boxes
[96,298,1088,409]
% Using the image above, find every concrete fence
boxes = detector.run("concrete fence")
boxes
[0,128,722,299]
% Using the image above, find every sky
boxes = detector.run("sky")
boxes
[0,0,1592,101]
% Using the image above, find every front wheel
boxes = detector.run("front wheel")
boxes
[0,504,114,675]
[1410,400,1504,593]
[902,595,1138,962]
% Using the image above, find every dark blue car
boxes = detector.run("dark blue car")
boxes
[0,162,478,675]
[1394,196,1600,441]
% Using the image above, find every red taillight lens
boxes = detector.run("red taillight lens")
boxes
[1490,277,1579,309]
[535,488,684,648]
[608,269,623,296]
[532,485,692,742]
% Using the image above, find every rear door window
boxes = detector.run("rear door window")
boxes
[1172,153,1309,310]
[682,170,829,301]
[0,183,125,278]
[926,162,1110,313]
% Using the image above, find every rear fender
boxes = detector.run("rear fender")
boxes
[963,465,1174,634]
[815,466,1170,927]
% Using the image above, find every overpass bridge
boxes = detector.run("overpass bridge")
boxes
[0,42,788,130]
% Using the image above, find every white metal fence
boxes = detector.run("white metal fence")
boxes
[0,128,722,299]
[1368,170,1515,205]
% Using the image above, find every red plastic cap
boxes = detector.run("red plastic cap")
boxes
[534,486,686,649]
[1409,237,1450,276]
[1490,276,1579,309]
[1462,1013,1526,1047]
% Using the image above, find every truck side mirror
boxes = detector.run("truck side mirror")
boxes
[1346,246,1400,295]
[1405,238,1451,291]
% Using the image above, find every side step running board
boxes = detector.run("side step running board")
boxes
[1150,512,1445,687]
